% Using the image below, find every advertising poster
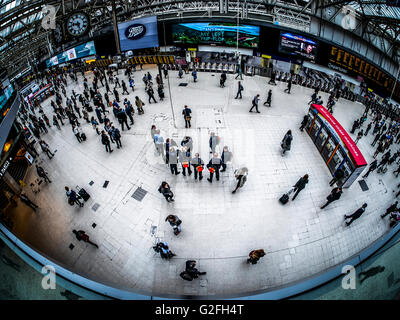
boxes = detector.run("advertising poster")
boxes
[172,23,260,48]
[118,16,159,52]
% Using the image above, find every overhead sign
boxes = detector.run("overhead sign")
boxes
[328,45,400,100]
[128,55,175,65]
[118,16,159,52]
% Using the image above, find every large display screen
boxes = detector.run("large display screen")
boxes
[118,16,159,52]
[172,23,260,48]
[0,71,14,114]
[46,41,96,68]
[279,32,318,61]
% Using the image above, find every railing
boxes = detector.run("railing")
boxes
[1,218,399,300]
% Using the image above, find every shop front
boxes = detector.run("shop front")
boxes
[305,104,367,188]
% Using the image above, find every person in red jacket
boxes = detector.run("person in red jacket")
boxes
[73,230,98,248]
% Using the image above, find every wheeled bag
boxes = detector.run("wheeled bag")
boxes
[279,193,289,205]
[76,186,90,202]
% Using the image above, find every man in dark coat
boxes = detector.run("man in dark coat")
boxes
[321,187,343,209]
[344,203,367,226]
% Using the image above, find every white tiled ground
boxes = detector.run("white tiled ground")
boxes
[13,66,399,298]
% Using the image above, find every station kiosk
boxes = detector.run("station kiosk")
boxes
[305,104,367,188]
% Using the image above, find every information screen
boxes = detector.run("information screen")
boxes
[279,32,318,61]
[0,71,14,114]
[172,23,260,48]
[46,41,96,68]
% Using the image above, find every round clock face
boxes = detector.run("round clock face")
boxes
[66,12,89,37]
[53,22,63,43]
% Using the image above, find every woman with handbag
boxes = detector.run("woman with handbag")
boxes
[165,214,182,235]
[158,182,174,202]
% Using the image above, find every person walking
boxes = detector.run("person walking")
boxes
[373,141,384,159]
[135,96,145,115]
[235,66,243,80]
[263,89,272,107]
[165,214,182,235]
[191,153,204,181]
[182,105,192,128]
[364,122,372,136]
[178,66,183,78]
[209,132,220,154]
[292,174,309,201]
[299,115,309,131]
[20,193,38,211]
[73,230,99,248]
[39,139,55,159]
[232,167,248,194]
[72,125,83,143]
[179,146,192,176]
[168,147,180,175]
[249,94,260,113]
[329,168,345,186]
[350,119,359,134]
[247,249,266,264]
[344,203,367,226]
[117,108,131,131]
[91,117,100,135]
[124,99,135,125]
[52,115,61,130]
[36,164,52,183]
[221,146,232,172]
[146,86,157,104]
[320,187,343,209]
[220,72,227,88]
[235,81,244,99]
[65,187,84,207]
[355,129,364,144]
[185,260,206,278]
[112,126,122,149]
[113,87,120,102]
[381,201,398,218]
[158,181,174,202]
[284,78,292,94]
[101,130,113,153]
[281,130,293,155]
[192,69,197,82]
[121,80,129,95]
[207,152,222,183]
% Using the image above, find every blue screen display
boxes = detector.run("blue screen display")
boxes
[46,41,96,68]
[172,23,260,48]
[118,15,159,52]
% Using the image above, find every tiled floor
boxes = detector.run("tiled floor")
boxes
[11,66,399,298]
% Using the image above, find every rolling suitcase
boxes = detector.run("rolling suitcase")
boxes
[76,185,90,202]
[81,133,87,141]
[279,187,294,205]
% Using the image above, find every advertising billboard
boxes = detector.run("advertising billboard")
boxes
[46,41,96,68]
[278,32,318,61]
[118,15,159,52]
[172,23,260,48]
[0,72,14,114]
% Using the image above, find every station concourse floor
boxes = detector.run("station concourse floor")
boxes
[9,66,399,298]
